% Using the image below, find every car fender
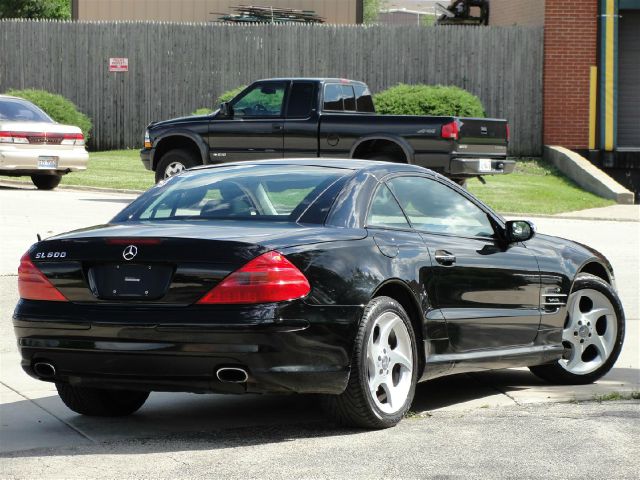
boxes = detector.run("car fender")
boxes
[151,130,209,169]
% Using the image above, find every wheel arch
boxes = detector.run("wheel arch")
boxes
[371,279,426,376]
[576,261,611,286]
[152,132,207,171]
[350,136,414,164]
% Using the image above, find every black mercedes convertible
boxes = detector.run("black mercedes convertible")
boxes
[14,159,625,428]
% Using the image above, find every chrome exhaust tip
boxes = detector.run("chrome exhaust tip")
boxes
[33,362,56,378]
[216,367,248,384]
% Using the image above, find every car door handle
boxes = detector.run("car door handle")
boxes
[435,250,456,266]
[272,124,283,131]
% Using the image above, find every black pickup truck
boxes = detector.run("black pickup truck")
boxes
[141,78,513,184]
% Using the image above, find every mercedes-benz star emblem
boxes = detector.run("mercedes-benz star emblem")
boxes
[122,245,138,261]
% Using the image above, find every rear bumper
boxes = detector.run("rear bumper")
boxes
[13,302,361,395]
[0,146,88,174]
[449,158,515,177]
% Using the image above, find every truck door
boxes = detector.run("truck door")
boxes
[208,81,287,162]
[283,81,320,158]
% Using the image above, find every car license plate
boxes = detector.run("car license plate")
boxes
[38,156,59,169]
[478,159,492,172]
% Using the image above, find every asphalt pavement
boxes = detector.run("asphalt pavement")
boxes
[0,183,638,478]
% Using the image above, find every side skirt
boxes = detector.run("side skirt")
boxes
[420,344,564,382]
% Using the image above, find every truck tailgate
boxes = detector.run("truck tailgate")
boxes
[456,118,508,157]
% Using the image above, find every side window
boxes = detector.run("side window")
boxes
[323,84,343,111]
[342,85,356,111]
[354,84,375,113]
[367,184,410,229]
[286,82,317,118]
[232,82,286,118]
[386,176,495,238]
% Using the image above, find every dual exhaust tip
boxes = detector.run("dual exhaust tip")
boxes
[33,362,249,384]
[33,362,56,378]
[216,367,248,384]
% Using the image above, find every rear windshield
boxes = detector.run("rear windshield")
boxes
[114,165,350,223]
[0,98,52,123]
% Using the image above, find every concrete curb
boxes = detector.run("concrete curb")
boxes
[544,146,635,204]
[0,179,143,195]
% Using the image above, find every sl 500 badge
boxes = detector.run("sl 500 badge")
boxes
[35,251,67,259]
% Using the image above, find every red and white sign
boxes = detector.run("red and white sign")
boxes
[109,57,129,72]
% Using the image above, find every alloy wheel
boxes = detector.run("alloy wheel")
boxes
[164,161,185,179]
[561,288,618,375]
[366,311,414,414]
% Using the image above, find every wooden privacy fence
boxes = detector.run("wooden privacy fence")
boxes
[0,20,543,155]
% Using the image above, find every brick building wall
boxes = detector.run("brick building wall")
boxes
[489,0,545,26]
[543,0,598,148]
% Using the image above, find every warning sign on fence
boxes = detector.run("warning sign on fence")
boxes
[109,58,129,72]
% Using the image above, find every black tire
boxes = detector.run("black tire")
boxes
[453,178,468,189]
[56,383,149,416]
[31,174,62,190]
[529,273,625,385]
[323,296,418,429]
[154,149,200,183]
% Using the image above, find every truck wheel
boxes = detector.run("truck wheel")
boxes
[56,382,149,416]
[155,149,199,183]
[31,174,62,190]
[453,179,468,189]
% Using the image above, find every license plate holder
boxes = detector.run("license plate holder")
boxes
[38,156,59,169]
[88,264,173,300]
[478,159,493,172]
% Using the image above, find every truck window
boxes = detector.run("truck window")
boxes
[323,84,344,111]
[231,82,287,118]
[342,85,356,111]
[286,82,317,118]
[354,84,375,113]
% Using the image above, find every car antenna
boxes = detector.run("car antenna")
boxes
[37,233,42,242]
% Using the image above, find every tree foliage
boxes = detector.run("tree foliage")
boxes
[0,0,71,20]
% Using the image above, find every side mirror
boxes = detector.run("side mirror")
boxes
[505,220,535,243]
[218,102,233,118]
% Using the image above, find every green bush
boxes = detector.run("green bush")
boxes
[373,84,485,118]
[191,107,214,116]
[217,85,246,104]
[5,89,92,141]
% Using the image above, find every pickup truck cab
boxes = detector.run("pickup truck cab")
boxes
[141,78,513,184]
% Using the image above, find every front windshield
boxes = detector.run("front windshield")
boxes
[0,99,52,123]
[113,165,350,223]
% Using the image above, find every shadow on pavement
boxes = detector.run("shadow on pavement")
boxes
[1,367,637,457]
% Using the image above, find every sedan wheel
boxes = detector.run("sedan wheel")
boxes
[530,273,625,385]
[324,296,418,429]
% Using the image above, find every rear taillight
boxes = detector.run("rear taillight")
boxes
[0,131,29,144]
[506,124,510,143]
[197,251,311,305]
[441,121,459,140]
[61,133,85,146]
[18,251,68,302]
[0,131,84,145]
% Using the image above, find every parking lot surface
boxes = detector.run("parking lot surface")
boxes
[0,184,638,477]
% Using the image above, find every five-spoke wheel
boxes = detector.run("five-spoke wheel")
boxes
[324,296,418,429]
[530,273,625,384]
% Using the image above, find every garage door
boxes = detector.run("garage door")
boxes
[618,11,640,147]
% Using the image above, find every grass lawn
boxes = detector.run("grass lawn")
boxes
[10,151,615,214]
[468,158,614,214]
[62,150,155,191]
